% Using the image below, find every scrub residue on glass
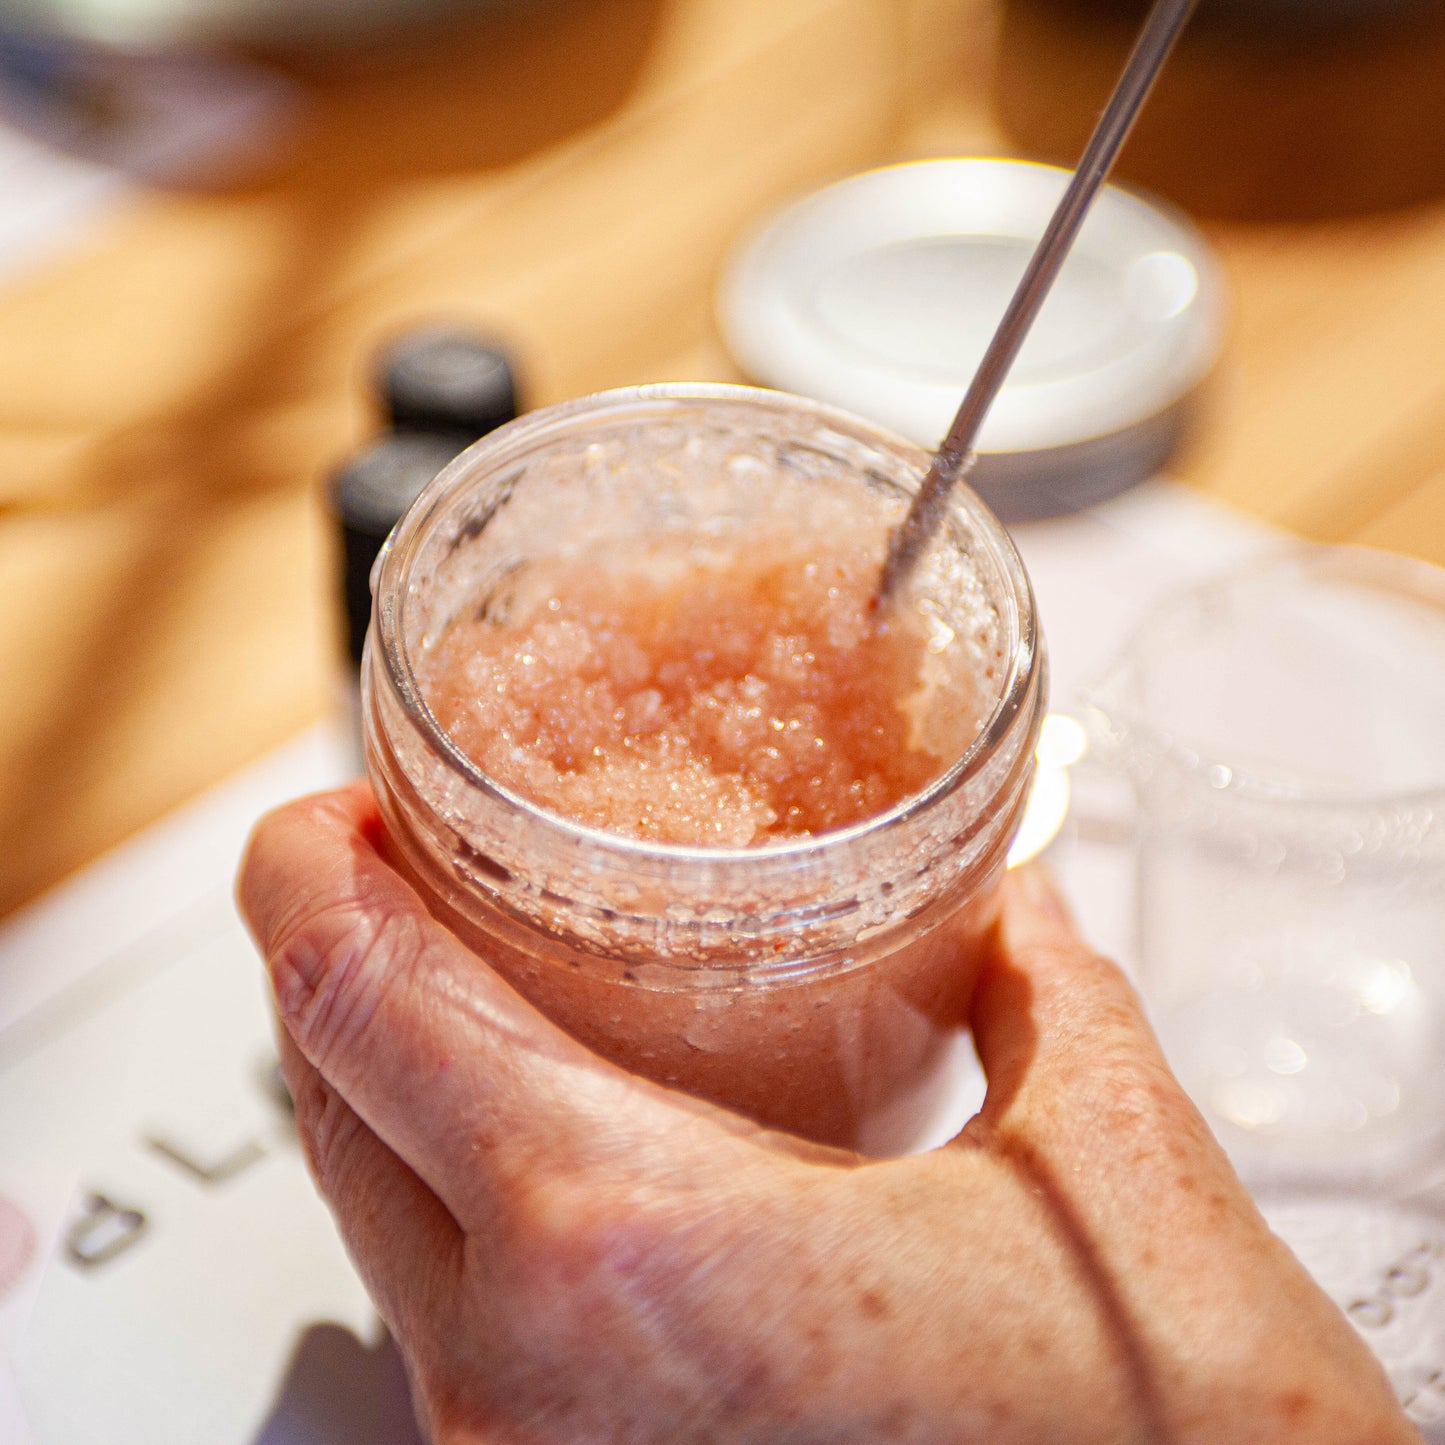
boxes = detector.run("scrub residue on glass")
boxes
[417,524,990,847]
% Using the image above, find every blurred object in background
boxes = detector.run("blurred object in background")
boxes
[720,158,1227,521]
[0,0,532,50]
[0,35,298,187]
[329,327,519,763]
[1089,543,1445,1184]
[377,324,517,442]
[1076,0,1444,25]
[997,0,1445,218]
[0,0,545,193]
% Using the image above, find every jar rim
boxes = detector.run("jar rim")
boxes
[373,382,1041,863]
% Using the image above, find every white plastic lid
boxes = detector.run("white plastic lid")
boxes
[718,158,1226,456]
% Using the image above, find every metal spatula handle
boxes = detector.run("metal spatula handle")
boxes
[877,0,1199,604]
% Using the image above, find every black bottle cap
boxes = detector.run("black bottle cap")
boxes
[329,430,469,666]
[375,327,517,439]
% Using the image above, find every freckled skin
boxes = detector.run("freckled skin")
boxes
[859,1290,890,1320]
[240,785,1422,1445]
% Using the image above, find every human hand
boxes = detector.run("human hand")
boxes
[239,782,1417,1445]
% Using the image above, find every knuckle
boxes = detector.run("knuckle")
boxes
[505,1170,658,1301]
[269,891,425,1072]
[1078,1057,1207,1161]
[1056,939,1135,999]
[1042,946,1151,1043]
[507,1170,595,1262]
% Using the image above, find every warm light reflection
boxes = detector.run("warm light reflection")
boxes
[1213,1080,1285,1130]
[1037,712,1088,769]
[1356,958,1414,1016]
[1264,1036,1307,1076]
[1007,713,1087,866]
[1124,250,1199,320]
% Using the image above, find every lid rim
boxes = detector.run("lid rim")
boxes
[718,157,1228,457]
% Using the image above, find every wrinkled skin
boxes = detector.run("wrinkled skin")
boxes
[239,783,1418,1445]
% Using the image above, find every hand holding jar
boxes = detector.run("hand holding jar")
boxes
[238,781,1415,1445]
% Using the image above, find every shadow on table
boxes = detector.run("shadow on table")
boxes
[0,0,669,918]
[995,0,1445,220]
[252,1322,427,1445]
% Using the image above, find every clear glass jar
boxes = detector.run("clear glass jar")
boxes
[364,384,1044,1155]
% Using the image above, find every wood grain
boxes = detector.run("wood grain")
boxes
[0,0,1441,916]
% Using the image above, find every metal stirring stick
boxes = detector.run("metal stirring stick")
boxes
[877,0,1200,604]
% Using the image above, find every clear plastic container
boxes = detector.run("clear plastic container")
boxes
[363,384,1044,1155]
[1088,544,1445,1181]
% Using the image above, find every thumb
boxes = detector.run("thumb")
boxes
[969,865,1181,1135]
[966,866,1246,1230]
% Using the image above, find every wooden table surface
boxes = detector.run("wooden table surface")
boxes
[2,0,1444,918]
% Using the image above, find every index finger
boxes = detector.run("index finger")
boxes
[237,783,708,1228]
